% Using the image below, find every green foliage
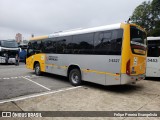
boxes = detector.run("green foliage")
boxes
[150,20,160,36]
[131,0,160,36]
[152,0,160,14]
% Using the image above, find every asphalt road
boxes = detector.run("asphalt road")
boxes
[1,63,160,119]
[0,63,72,100]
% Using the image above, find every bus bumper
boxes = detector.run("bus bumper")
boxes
[0,57,15,64]
[121,74,145,85]
[0,57,6,63]
[8,58,16,64]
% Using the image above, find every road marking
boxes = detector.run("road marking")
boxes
[22,77,51,91]
[3,78,10,79]
[31,75,36,77]
[10,77,18,79]
[0,75,39,80]
[24,75,31,78]
[0,86,82,104]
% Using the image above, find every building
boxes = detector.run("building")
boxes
[15,33,22,44]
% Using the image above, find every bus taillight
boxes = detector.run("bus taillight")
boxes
[126,60,130,75]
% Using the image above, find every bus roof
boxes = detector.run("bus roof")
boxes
[30,35,48,40]
[147,37,160,41]
[29,23,144,40]
[48,23,122,38]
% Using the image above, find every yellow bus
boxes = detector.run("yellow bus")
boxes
[26,23,147,86]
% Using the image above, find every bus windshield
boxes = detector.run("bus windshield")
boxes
[130,26,147,55]
[1,41,18,48]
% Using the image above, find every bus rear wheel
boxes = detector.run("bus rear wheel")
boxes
[35,63,41,76]
[69,69,82,86]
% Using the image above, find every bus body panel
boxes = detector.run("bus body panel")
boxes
[26,56,33,69]
[26,54,46,72]
[120,24,146,81]
[130,55,146,75]
[146,37,160,77]
[121,74,145,84]
[45,54,67,76]
[46,54,121,85]
[146,57,160,77]
[45,54,121,85]
[120,24,130,74]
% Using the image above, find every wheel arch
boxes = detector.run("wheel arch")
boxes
[67,64,82,78]
[33,61,40,69]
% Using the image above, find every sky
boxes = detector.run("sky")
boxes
[0,0,148,40]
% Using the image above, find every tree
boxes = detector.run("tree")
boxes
[131,0,160,36]
[151,0,160,36]
[152,0,160,17]
[150,20,160,36]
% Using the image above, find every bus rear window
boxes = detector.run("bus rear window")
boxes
[130,26,147,45]
[130,26,147,55]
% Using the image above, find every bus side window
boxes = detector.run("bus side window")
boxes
[93,29,123,55]
[60,36,73,54]
[42,38,56,53]
[56,38,66,54]
[27,42,34,57]
[94,31,112,55]
[113,29,123,55]
[148,40,160,57]
[72,33,94,54]
[34,41,42,53]
[148,45,159,57]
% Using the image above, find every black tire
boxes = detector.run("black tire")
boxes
[69,69,82,86]
[34,63,41,76]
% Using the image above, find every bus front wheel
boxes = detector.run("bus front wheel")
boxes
[35,63,41,76]
[69,69,82,86]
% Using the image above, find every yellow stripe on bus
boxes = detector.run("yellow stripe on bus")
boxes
[45,64,120,76]
[46,64,67,69]
[82,69,120,76]
[30,35,48,40]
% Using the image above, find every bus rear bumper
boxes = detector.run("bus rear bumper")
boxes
[0,57,6,63]
[0,57,15,64]
[8,58,16,64]
[121,74,145,85]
